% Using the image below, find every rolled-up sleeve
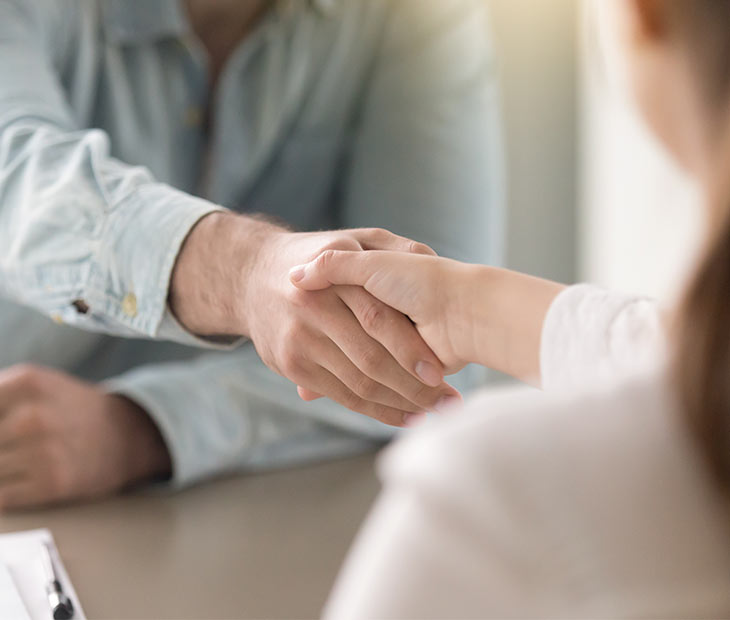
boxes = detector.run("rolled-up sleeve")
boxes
[104,345,394,488]
[0,0,223,342]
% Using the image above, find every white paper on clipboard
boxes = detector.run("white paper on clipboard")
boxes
[0,529,85,620]
[0,559,30,619]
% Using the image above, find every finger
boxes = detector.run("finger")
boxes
[337,286,445,388]
[348,228,437,256]
[0,448,26,483]
[272,316,417,411]
[0,447,32,511]
[296,363,413,427]
[307,334,425,412]
[297,386,323,401]
[0,365,43,413]
[0,480,43,511]
[0,404,49,452]
[322,290,460,411]
[290,250,440,330]
[289,250,389,291]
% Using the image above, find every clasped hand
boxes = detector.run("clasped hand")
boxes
[289,250,476,394]
[288,247,565,391]
[241,228,463,427]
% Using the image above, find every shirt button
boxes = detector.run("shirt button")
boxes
[184,106,203,127]
[122,293,138,318]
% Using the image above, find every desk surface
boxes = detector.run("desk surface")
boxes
[0,453,380,619]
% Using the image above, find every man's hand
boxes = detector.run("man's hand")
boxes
[170,214,461,427]
[0,365,171,511]
[290,251,474,372]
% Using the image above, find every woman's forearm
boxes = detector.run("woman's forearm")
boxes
[461,266,565,384]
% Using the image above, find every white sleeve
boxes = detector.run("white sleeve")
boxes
[540,284,665,390]
[323,385,563,619]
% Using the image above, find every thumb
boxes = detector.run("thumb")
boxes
[289,250,374,291]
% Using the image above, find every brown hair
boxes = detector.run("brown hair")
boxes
[670,1,730,486]
[676,210,730,485]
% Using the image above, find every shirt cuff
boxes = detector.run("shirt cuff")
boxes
[156,305,243,350]
[103,356,391,489]
[103,366,243,489]
[540,284,664,390]
[68,183,229,343]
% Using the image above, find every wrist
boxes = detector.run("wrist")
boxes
[236,220,291,336]
[447,263,496,367]
[465,265,565,382]
[169,212,285,336]
[105,394,172,486]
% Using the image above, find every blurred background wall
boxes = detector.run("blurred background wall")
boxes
[578,0,703,304]
[488,0,703,305]
[489,0,579,283]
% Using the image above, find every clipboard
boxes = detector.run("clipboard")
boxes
[0,529,85,620]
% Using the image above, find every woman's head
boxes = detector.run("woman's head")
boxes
[609,0,730,186]
[608,0,730,486]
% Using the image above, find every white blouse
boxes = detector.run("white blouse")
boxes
[324,285,730,619]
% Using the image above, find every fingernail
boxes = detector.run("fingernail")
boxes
[415,361,442,387]
[403,412,428,427]
[289,265,306,282]
[433,394,462,414]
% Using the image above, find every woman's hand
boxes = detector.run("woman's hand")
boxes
[290,250,479,374]
[290,250,566,385]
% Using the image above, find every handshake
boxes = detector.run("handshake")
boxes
[0,213,558,509]
[170,213,481,427]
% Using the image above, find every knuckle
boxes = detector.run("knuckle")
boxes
[410,241,434,255]
[358,346,384,375]
[409,381,435,406]
[278,349,305,378]
[285,286,313,309]
[45,456,72,496]
[282,316,310,342]
[317,248,339,270]
[320,237,360,253]
[367,227,389,240]
[8,364,43,392]
[360,301,386,333]
[352,375,379,400]
[13,405,48,436]
[340,390,361,411]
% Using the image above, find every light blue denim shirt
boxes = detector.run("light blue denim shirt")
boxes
[0,0,504,486]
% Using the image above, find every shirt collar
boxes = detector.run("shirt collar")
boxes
[101,0,341,45]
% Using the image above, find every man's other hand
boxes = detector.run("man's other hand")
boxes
[0,365,171,511]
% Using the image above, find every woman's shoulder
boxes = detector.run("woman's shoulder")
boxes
[380,366,730,616]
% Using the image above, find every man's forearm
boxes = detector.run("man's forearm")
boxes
[168,212,286,337]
